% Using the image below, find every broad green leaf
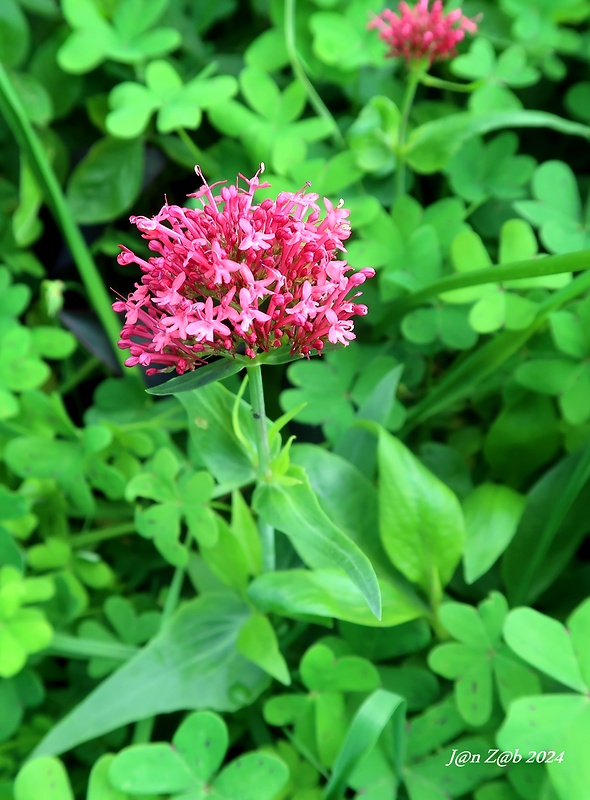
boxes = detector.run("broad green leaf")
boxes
[376,429,464,600]
[504,608,586,691]
[67,137,143,224]
[253,467,381,619]
[334,364,404,480]
[237,614,290,685]
[176,382,256,489]
[463,484,525,583]
[33,594,268,756]
[248,569,422,627]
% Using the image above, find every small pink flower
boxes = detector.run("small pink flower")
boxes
[368,0,478,65]
[113,165,374,375]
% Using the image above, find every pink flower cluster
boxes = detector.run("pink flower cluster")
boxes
[368,0,478,65]
[113,166,374,375]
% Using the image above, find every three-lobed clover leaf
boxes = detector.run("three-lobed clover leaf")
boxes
[125,447,218,567]
[264,640,380,770]
[14,716,289,800]
[442,219,569,335]
[57,0,182,74]
[445,133,536,205]
[208,66,333,175]
[109,711,289,799]
[499,599,590,800]
[106,60,238,139]
[309,1,387,72]
[499,0,583,78]
[451,39,540,110]
[76,596,161,678]
[515,303,590,426]
[428,592,541,727]
[280,345,405,443]
[515,159,590,254]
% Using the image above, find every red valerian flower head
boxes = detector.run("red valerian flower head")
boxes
[113,165,374,375]
[368,0,478,65]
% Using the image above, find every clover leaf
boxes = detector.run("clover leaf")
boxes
[429,593,541,726]
[125,447,218,567]
[264,640,380,769]
[445,133,536,204]
[499,599,590,800]
[515,358,590,426]
[109,711,289,799]
[208,66,333,175]
[451,40,540,111]
[309,3,386,71]
[76,596,161,678]
[280,346,405,443]
[499,0,583,73]
[106,60,238,139]
[442,219,568,334]
[515,160,590,253]
[58,0,181,74]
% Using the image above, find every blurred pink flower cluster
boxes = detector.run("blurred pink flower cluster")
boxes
[113,166,374,375]
[368,0,478,65]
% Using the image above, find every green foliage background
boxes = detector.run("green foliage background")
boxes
[1,0,590,798]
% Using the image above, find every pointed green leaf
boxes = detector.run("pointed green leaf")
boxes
[253,468,381,620]
[33,594,268,757]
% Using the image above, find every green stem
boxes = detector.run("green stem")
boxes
[176,128,218,175]
[72,523,136,549]
[48,633,138,661]
[390,247,590,318]
[132,717,156,745]
[403,269,590,432]
[395,70,420,198]
[0,63,135,378]
[418,74,484,93]
[284,0,344,147]
[247,364,275,572]
[161,557,189,626]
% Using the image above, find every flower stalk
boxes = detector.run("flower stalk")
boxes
[396,69,421,198]
[247,364,276,572]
